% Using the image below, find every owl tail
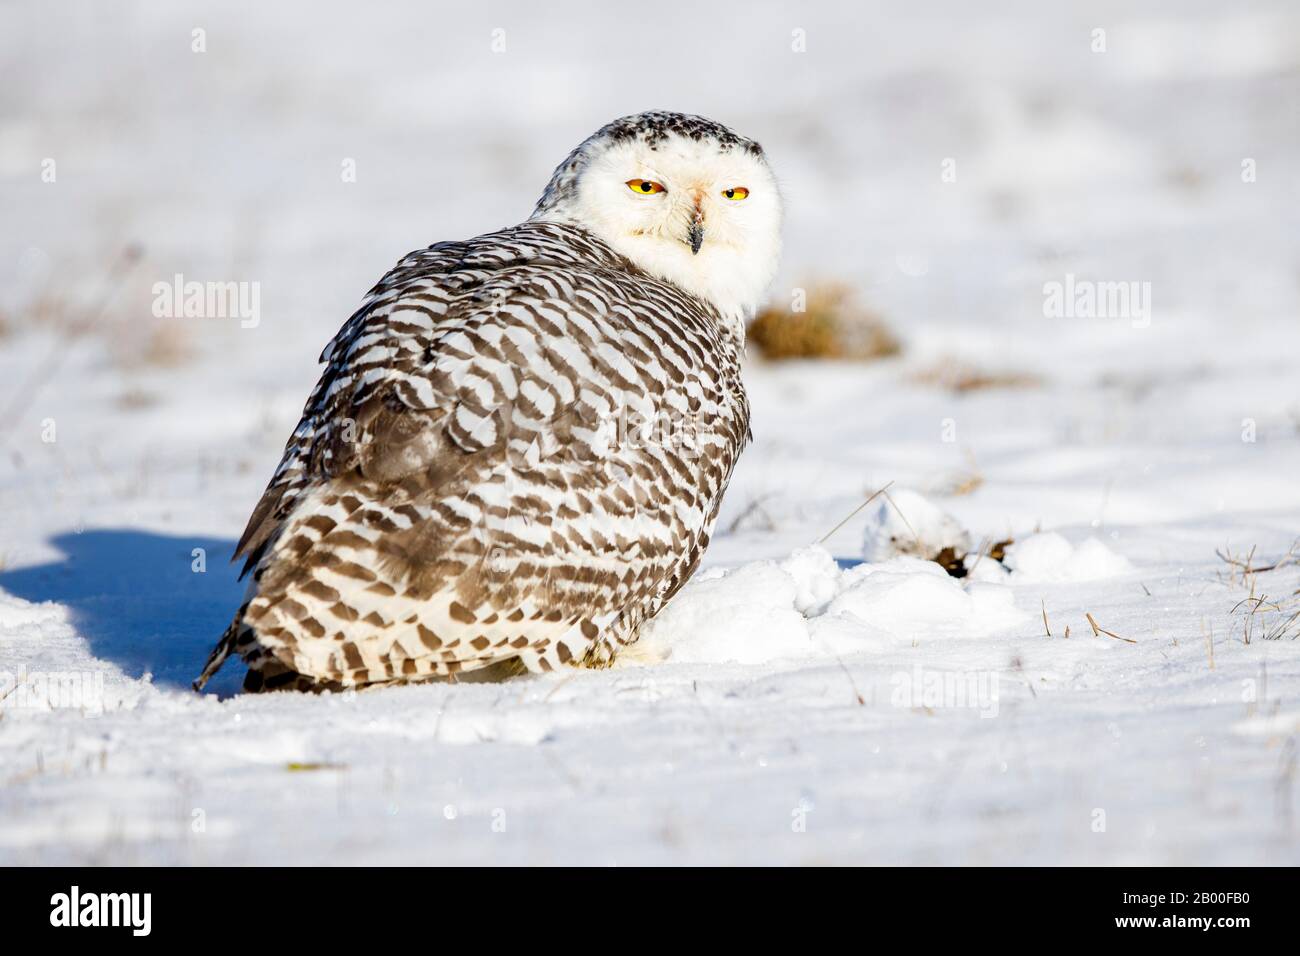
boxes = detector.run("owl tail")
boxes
[193,610,245,691]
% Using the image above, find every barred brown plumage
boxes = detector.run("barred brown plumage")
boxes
[195,111,782,691]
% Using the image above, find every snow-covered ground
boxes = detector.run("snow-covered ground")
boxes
[1,0,1298,864]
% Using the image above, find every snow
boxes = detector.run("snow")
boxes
[1,0,1299,864]
[1003,532,1134,583]
[828,563,1027,641]
[638,546,1029,665]
[638,561,813,665]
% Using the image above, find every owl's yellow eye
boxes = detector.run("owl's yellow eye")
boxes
[626,179,666,195]
[722,186,750,201]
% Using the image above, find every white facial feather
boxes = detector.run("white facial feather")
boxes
[531,114,782,338]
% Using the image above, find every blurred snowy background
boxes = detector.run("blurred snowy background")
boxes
[0,0,1298,864]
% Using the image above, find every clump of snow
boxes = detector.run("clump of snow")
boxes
[862,488,972,562]
[963,553,1013,583]
[1002,532,1133,583]
[830,566,972,629]
[779,546,842,614]
[636,547,1027,665]
[826,561,1026,640]
[637,561,812,665]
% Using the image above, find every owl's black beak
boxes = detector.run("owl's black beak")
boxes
[685,196,706,254]
[686,217,705,255]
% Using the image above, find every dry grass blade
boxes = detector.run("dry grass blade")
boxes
[1231,595,1281,614]
[881,489,918,544]
[816,480,894,546]
[724,492,778,535]
[0,673,27,705]
[1086,611,1136,644]
[832,655,866,706]
[1265,608,1300,642]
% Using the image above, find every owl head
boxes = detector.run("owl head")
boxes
[531,111,782,334]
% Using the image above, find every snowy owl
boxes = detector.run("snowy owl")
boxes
[196,111,782,692]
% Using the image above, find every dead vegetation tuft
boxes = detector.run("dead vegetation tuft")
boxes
[913,357,1043,394]
[1217,540,1300,643]
[137,320,194,369]
[747,282,901,361]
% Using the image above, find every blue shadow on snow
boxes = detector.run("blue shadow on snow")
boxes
[0,529,244,691]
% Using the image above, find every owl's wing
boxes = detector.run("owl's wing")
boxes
[233,239,462,577]
[234,233,564,577]
[205,222,748,689]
